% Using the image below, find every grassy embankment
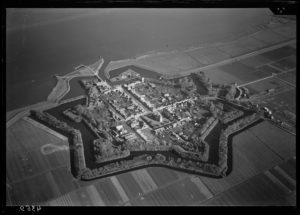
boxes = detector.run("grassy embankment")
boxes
[47,58,104,103]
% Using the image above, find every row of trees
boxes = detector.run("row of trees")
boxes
[81,145,227,180]
[93,137,130,163]
[63,108,82,123]
[217,113,261,177]
[30,110,88,178]
[81,154,151,180]
[190,72,213,95]
[170,142,209,162]
[224,113,259,135]
[224,84,237,101]
[220,110,244,124]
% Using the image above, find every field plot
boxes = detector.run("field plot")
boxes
[50,166,79,195]
[218,61,263,83]
[200,173,294,206]
[251,29,288,45]
[256,65,282,75]
[47,193,74,206]
[131,169,158,194]
[217,35,266,57]
[139,52,203,71]
[263,88,296,113]
[271,25,296,39]
[246,77,292,95]
[217,41,249,57]
[239,53,272,68]
[289,42,296,49]
[6,119,65,155]
[116,172,144,200]
[146,167,184,187]
[131,177,211,206]
[203,68,244,85]
[93,178,124,205]
[268,166,296,194]
[188,47,230,65]
[46,184,107,206]
[67,186,102,206]
[250,69,272,79]
[6,118,76,205]
[236,35,266,52]
[261,45,296,61]
[10,171,61,205]
[200,129,282,195]
[270,55,296,72]
[46,149,70,169]
[278,158,296,181]
[249,121,295,159]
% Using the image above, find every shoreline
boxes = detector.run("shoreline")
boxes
[6,37,295,126]
[6,18,295,119]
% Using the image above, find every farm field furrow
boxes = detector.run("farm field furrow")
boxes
[116,172,144,199]
[199,126,282,195]
[248,121,295,159]
[146,167,181,187]
[93,178,124,205]
[246,77,292,95]
[200,173,293,206]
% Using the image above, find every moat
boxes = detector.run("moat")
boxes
[30,64,265,181]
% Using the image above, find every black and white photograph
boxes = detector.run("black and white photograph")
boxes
[5,6,296,207]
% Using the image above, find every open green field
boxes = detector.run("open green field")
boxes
[249,121,295,160]
[270,55,297,72]
[239,54,273,68]
[218,62,257,83]
[131,177,212,206]
[138,52,203,72]
[216,42,249,57]
[203,68,244,85]
[6,118,76,205]
[246,77,292,95]
[235,35,267,52]
[188,47,230,65]
[261,45,296,61]
[256,65,282,75]
[272,24,296,39]
[251,29,289,45]
[200,168,295,206]
[217,35,266,57]
[7,117,295,206]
